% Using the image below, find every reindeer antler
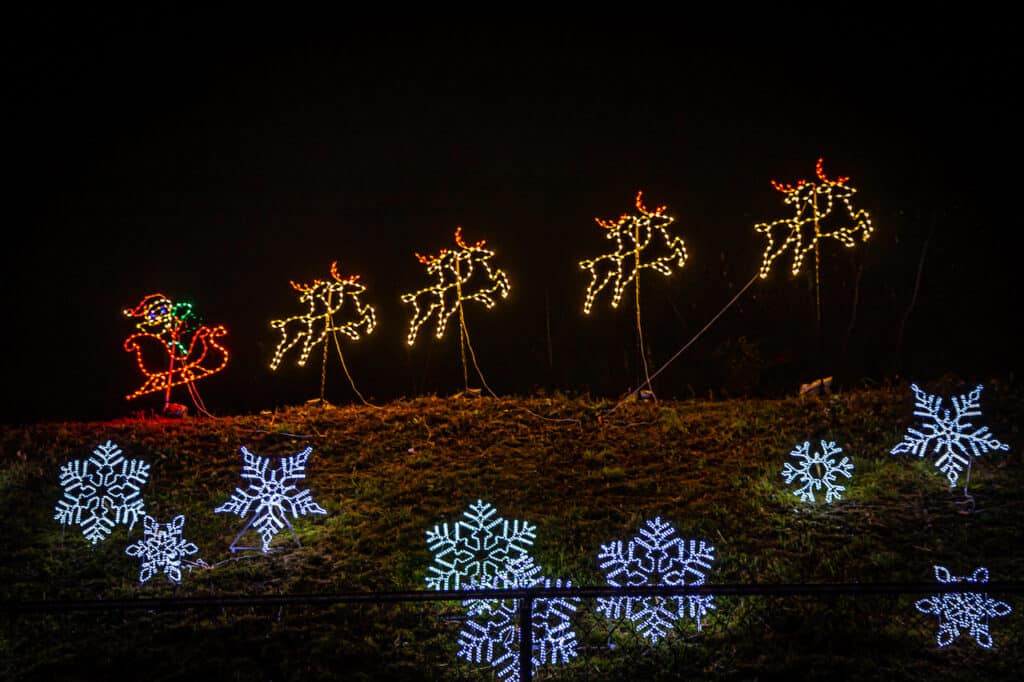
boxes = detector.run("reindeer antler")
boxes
[329,261,361,284]
[635,190,666,217]
[815,158,849,185]
[595,190,667,228]
[415,249,444,266]
[771,158,849,193]
[454,226,486,250]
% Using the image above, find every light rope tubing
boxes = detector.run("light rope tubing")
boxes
[614,272,760,410]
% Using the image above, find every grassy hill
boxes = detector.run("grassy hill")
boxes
[2,382,1022,680]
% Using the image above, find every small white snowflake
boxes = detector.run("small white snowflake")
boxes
[214,446,327,552]
[780,440,854,504]
[916,566,1012,649]
[458,557,579,681]
[425,499,536,591]
[54,440,150,544]
[125,514,199,583]
[891,383,1008,487]
[596,517,715,643]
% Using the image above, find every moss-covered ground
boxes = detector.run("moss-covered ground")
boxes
[2,381,1022,680]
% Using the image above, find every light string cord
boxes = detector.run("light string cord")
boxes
[958,458,977,515]
[634,222,654,399]
[458,301,497,399]
[453,259,471,392]
[319,318,330,404]
[186,381,216,418]
[611,271,760,412]
[459,303,582,427]
[331,331,379,409]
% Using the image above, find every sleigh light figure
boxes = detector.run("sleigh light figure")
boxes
[579,191,688,314]
[269,262,377,403]
[402,227,510,391]
[755,158,873,280]
[123,293,229,416]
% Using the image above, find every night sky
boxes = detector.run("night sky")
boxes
[5,15,1020,423]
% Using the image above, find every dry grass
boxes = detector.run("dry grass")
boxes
[1,382,1022,680]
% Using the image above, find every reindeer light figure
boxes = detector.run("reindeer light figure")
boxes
[269,262,377,403]
[123,293,229,414]
[579,191,688,398]
[402,227,510,345]
[579,191,687,314]
[755,158,873,280]
[401,227,510,391]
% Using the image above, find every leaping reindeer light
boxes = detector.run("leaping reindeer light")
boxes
[580,191,688,397]
[123,293,229,416]
[755,158,873,321]
[402,227,510,393]
[269,262,377,404]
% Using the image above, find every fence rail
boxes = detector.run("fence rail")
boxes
[5,582,1023,682]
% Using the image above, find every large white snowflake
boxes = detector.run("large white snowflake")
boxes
[891,384,1008,487]
[458,557,579,681]
[53,440,150,544]
[780,440,854,504]
[596,517,716,643]
[125,514,199,583]
[916,566,1012,649]
[214,446,327,552]
[425,499,536,591]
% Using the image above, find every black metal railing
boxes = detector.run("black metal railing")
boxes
[5,581,1023,681]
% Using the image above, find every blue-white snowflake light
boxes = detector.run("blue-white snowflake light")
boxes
[596,517,716,642]
[458,557,579,681]
[916,566,1012,649]
[214,445,327,552]
[54,440,150,544]
[125,514,199,583]
[891,384,1008,487]
[780,440,853,504]
[425,499,536,591]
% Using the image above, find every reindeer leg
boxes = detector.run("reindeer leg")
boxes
[583,264,618,313]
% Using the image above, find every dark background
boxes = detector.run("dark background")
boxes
[4,14,1019,423]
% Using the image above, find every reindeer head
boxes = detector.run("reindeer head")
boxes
[771,158,856,208]
[289,261,364,306]
[595,191,673,241]
[415,227,492,277]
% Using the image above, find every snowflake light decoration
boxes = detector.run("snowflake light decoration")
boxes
[401,227,510,346]
[125,514,199,584]
[755,158,873,279]
[916,566,1012,649]
[214,446,327,552]
[458,556,579,681]
[780,440,854,504]
[596,517,716,643]
[54,440,150,544]
[579,191,687,314]
[425,499,536,591]
[891,383,1008,487]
